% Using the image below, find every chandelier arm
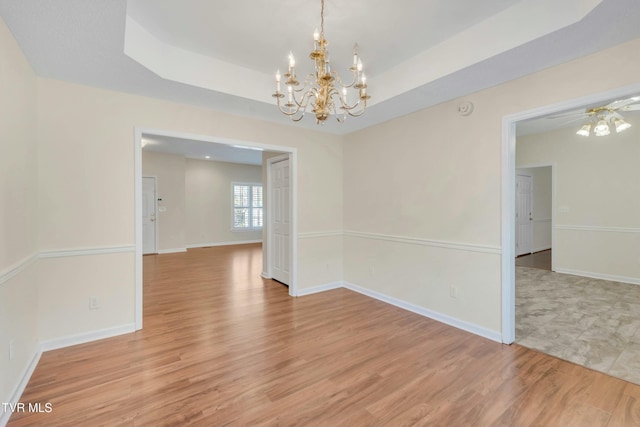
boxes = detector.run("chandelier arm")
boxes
[276,103,302,117]
[332,70,358,89]
[345,102,368,117]
[291,74,316,94]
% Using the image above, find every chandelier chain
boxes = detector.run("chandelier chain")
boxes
[320,0,325,36]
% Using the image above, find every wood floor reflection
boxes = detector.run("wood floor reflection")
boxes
[515,249,552,271]
[9,244,640,426]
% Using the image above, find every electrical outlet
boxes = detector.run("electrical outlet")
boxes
[450,286,458,299]
[89,296,99,310]
[369,267,375,276]
[9,339,15,361]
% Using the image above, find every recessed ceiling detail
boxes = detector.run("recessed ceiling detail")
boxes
[3,0,638,135]
[123,0,603,107]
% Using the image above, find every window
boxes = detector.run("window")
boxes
[232,183,263,231]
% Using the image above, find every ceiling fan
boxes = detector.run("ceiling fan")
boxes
[549,95,640,137]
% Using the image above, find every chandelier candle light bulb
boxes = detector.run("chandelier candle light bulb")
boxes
[272,0,370,124]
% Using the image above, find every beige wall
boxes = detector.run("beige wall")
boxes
[518,124,640,282]
[186,158,262,246]
[517,166,552,252]
[142,151,187,252]
[3,7,640,409]
[0,15,40,413]
[141,153,264,249]
[344,38,640,335]
[34,74,344,348]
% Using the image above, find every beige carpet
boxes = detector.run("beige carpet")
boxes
[516,266,640,385]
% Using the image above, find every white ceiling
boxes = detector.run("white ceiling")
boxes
[142,134,265,165]
[2,0,640,151]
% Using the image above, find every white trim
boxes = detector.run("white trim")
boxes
[0,253,38,287]
[532,218,552,223]
[555,224,640,233]
[501,82,640,345]
[343,282,502,343]
[135,127,299,330]
[142,175,158,255]
[156,248,187,254]
[343,230,501,254]
[38,245,136,259]
[553,268,640,286]
[297,231,343,239]
[532,246,552,253]
[187,240,262,248]
[135,128,143,330]
[295,281,343,296]
[261,272,272,279]
[0,349,42,427]
[39,323,136,352]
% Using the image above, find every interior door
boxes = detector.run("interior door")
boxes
[142,176,157,254]
[515,174,533,256]
[270,158,290,285]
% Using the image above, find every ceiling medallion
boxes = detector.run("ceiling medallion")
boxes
[272,0,370,124]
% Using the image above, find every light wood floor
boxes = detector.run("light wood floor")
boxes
[515,249,552,271]
[9,244,640,426]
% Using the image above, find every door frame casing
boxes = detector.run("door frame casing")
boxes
[142,175,158,255]
[134,127,298,330]
[264,154,295,292]
[501,82,640,343]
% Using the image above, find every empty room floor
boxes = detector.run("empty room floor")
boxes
[517,266,640,386]
[8,244,640,426]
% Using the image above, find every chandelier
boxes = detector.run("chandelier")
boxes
[272,0,370,124]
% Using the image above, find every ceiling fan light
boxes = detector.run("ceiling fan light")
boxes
[576,124,591,137]
[594,118,610,136]
[614,118,631,133]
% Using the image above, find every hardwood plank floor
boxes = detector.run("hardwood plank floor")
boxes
[8,244,640,426]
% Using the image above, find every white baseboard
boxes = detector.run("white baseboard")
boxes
[261,272,272,279]
[554,268,640,286]
[39,323,136,352]
[292,280,501,343]
[157,248,187,254]
[342,282,502,343]
[295,281,343,296]
[186,240,262,249]
[1,349,42,427]
[532,246,551,253]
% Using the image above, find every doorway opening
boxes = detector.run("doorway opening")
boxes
[133,128,298,330]
[501,82,640,343]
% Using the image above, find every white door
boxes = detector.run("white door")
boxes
[515,174,533,256]
[142,176,157,254]
[270,158,290,285]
